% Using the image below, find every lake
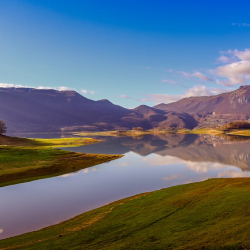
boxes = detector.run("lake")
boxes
[1,133,250,239]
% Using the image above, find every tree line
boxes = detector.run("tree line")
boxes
[220,121,250,130]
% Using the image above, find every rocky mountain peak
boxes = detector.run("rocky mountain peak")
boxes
[229,85,250,104]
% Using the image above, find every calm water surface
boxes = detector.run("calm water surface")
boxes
[1,133,250,239]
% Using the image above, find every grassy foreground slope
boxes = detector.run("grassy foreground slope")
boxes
[2,178,250,249]
[0,136,122,187]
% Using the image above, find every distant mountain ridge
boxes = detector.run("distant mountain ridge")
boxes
[0,87,196,133]
[2,85,250,133]
[154,85,250,128]
[0,87,129,132]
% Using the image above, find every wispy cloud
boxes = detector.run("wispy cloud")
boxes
[120,162,131,166]
[181,71,213,81]
[168,70,213,82]
[0,83,75,91]
[163,174,180,181]
[81,89,98,94]
[119,95,132,98]
[161,79,179,85]
[142,85,232,104]
[232,23,250,27]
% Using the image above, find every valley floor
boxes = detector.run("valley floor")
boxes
[1,178,250,249]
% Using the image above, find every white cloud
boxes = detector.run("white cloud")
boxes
[0,83,29,88]
[58,86,73,91]
[0,83,75,91]
[37,86,75,91]
[0,229,3,234]
[143,85,231,104]
[37,86,54,89]
[81,89,87,94]
[235,49,250,61]
[215,49,250,86]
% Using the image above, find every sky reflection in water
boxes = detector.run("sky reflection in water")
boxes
[1,133,250,239]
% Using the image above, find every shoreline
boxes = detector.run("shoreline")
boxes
[1,178,250,249]
[0,136,123,187]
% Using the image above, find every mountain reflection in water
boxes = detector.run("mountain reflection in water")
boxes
[63,134,250,171]
[1,133,250,240]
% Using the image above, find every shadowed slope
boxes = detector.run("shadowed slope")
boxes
[0,88,130,132]
[131,105,198,129]
[0,88,199,132]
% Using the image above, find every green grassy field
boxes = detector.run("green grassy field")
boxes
[0,136,122,187]
[2,178,250,249]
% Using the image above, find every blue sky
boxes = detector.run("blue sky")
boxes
[1,0,250,108]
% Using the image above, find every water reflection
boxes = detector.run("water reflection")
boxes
[63,134,250,171]
[1,134,250,240]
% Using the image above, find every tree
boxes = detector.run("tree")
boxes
[220,121,250,130]
[0,120,7,135]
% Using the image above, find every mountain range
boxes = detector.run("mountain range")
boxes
[1,85,250,133]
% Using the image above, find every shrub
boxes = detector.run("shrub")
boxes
[220,121,250,130]
[132,127,145,131]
